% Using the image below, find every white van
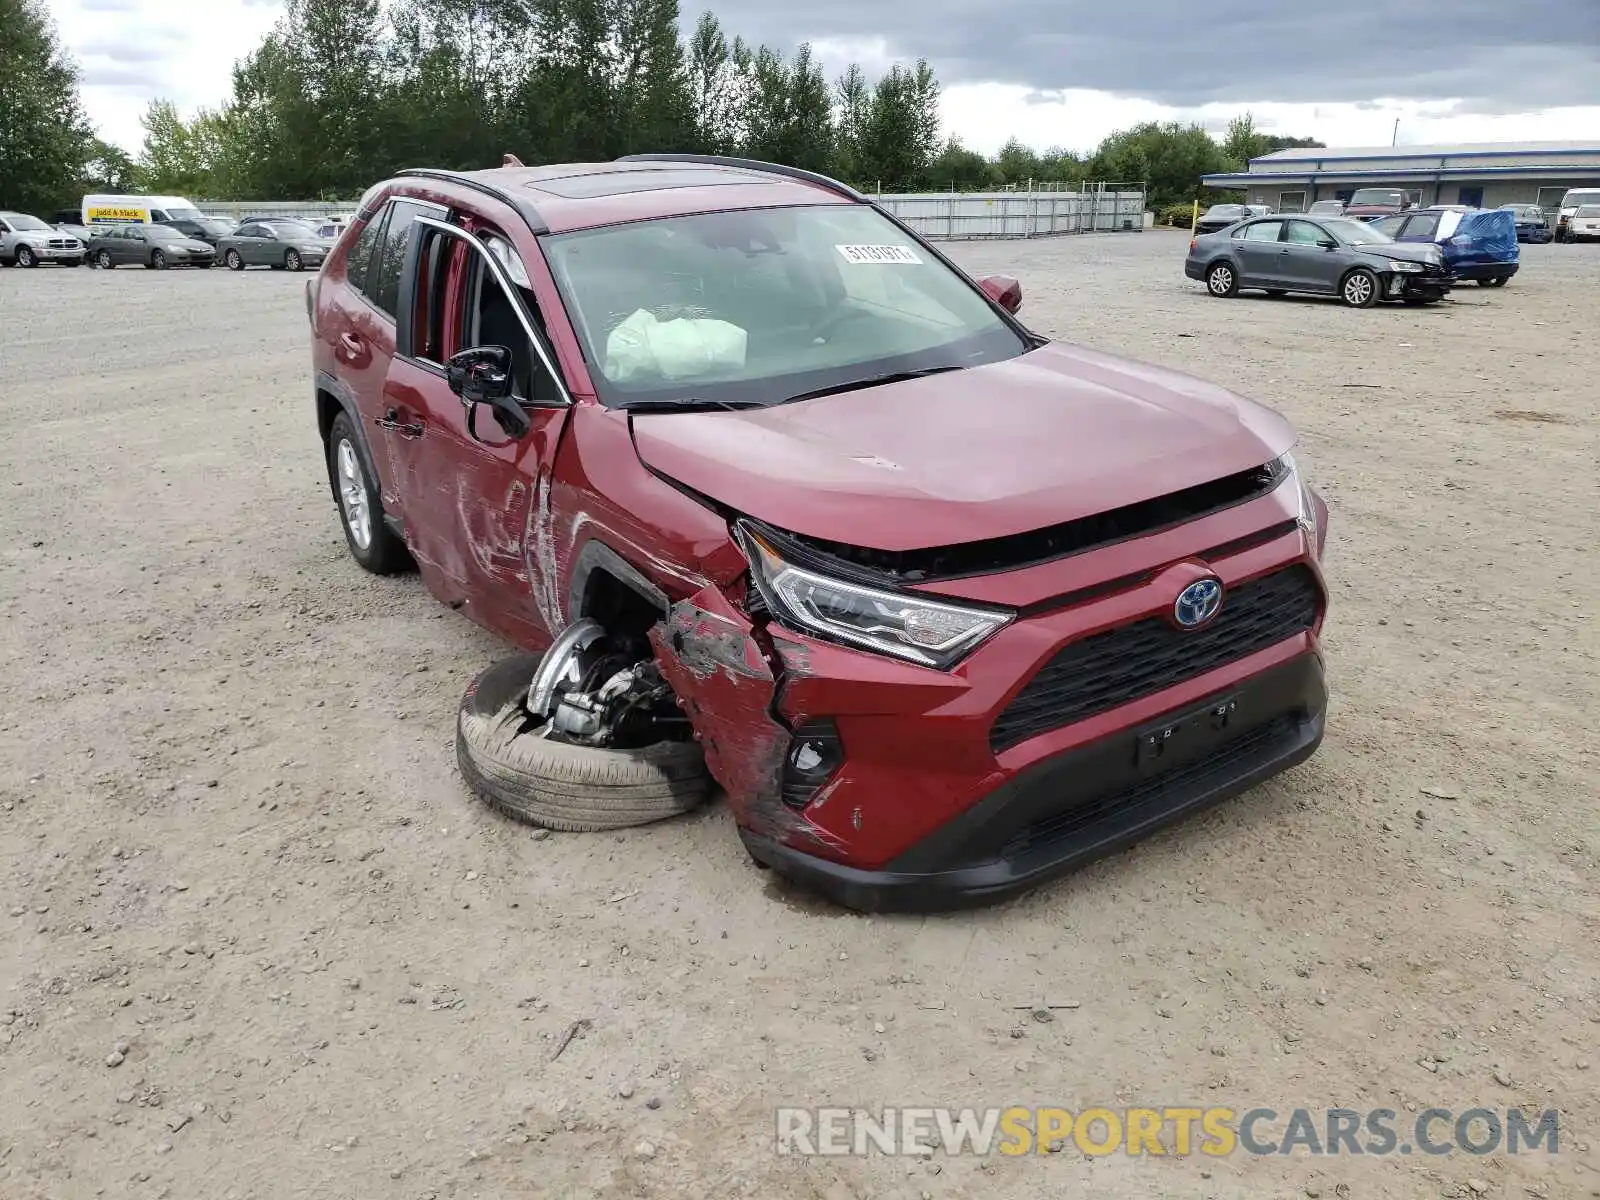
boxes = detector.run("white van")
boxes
[1557,187,1600,241]
[81,194,206,227]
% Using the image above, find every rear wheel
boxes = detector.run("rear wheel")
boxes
[1205,261,1238,297]
[95,249,114,269]
[15,245,37,268]
[325,411,411,574]
[225,249,243,271]
[1340,268,1378,308]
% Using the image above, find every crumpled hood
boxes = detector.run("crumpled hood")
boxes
[1369,242,1445,266]
[629,341,1295,552]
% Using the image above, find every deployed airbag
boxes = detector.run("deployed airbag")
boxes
[604,308,747,381]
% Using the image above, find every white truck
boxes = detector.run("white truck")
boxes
[80,193,206,227]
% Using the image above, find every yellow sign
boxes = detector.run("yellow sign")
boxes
[87,206,146,223]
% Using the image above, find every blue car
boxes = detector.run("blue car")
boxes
[1368,206,1518,287]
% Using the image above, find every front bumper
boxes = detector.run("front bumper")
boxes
[745,652,1326,912]
[24,243,84,261]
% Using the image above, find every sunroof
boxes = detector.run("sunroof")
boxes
[526,168,776,198]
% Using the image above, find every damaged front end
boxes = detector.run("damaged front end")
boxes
[646,520,996,862]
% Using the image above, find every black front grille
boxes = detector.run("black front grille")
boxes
[1000,715,1301,857]
[990,564,1321,752]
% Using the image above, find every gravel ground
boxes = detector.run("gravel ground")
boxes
[1,236,1596,1200]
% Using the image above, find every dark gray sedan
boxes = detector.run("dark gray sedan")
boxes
[88,224,217,269]
[1184,215,1452,308]
[217,219,335,272]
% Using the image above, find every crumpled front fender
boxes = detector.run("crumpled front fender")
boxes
[647,586,838,852]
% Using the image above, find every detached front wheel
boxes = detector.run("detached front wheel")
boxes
[457,638,711,832]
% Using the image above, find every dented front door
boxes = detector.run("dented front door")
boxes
[383,355,565,646]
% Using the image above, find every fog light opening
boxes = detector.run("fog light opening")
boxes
[780,719,844,809]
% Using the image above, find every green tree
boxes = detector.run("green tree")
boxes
[1089,121,1233,208]
[854,61,939,191]
[0,0,94,212]
[831,63,871,184]
[994,136,1041,187]
[928,137,994,191]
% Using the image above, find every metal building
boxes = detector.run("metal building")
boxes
[1201,141,1600,216]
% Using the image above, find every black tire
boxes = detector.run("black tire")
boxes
[325,411,411,575]
[16,245,38,268]
[1480,276,1508,288]
[1340,268,1379,308]
[457,654,712,832]
[226,249,243,271]
[285,248,303,272]
[1205,261,1238,297]
[151,249,168,270]
[96,249,114,269]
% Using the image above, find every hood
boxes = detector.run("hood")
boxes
[629,342,1295,552]
[1367,241,1445,265]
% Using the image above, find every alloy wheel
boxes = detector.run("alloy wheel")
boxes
[1343,273,1373,306]
[1207,265,1233,295]
[335,438,372,551]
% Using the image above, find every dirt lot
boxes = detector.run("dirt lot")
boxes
[1,235,1596,1200]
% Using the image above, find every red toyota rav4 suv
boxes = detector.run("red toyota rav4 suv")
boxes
[308,154,1330,912]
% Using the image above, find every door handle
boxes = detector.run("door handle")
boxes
[377,409,424,438]
[338,332,363,356]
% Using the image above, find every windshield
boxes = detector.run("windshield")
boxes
[1204,205,1243,218]
[1350,189,1405,206]
[1309,202,1341,212]
[147,226,188,241]
[1565,192,1600,207]
[541,205,1027,407]
[8,214,51,231]
[198,219,235,234]
[1319,217,1395,245]
[1577,206,1600,217]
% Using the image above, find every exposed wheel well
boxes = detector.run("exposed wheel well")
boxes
[578,568,666,641]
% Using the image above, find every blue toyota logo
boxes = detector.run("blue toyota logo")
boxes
[1174,577,1224,628]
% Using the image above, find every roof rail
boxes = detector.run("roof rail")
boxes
[394,168,548,233]
[615,154,866,202]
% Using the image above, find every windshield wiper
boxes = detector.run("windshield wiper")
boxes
[619,397,766,414]
[778,364,967,407]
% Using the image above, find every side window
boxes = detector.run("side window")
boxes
[1370,215,1406,237]
[432,228,561,405]
[1284,221,1323,245]
[345,212,384,293]
[236,223,261,239]
[0,219,12,233]
[151,210,168,222]
[1240,221,1284,241]
[368,200,432,320]
[1405,212,1440,239]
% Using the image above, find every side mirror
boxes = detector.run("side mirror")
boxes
[447,345,529,439]
[979,274,1023,315]
[1318,238,1338,249]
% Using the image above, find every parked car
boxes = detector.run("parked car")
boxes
[156,215,238,247]
[1194,203,1270,235]
[1368,206,1518,286]
[87,224,216,269]
[53,221,96,244]
[217,219,334,271]
[1566,204,1600,241]
[308,154,1331,912]
[1341,187,1416,220]
[0,211,85,266]
[1186,213,1451,307]
[1307,200,1345,217]
[1555,188,1600,241]
[1498,204,1553,243]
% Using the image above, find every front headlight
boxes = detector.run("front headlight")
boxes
[737,524,1012,669]
[1388,259,1423,273]
[1279,452,1318,536]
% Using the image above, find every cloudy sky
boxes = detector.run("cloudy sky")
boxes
[48,0,1600,157]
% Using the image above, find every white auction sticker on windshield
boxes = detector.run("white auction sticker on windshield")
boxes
[835,244,920,265]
